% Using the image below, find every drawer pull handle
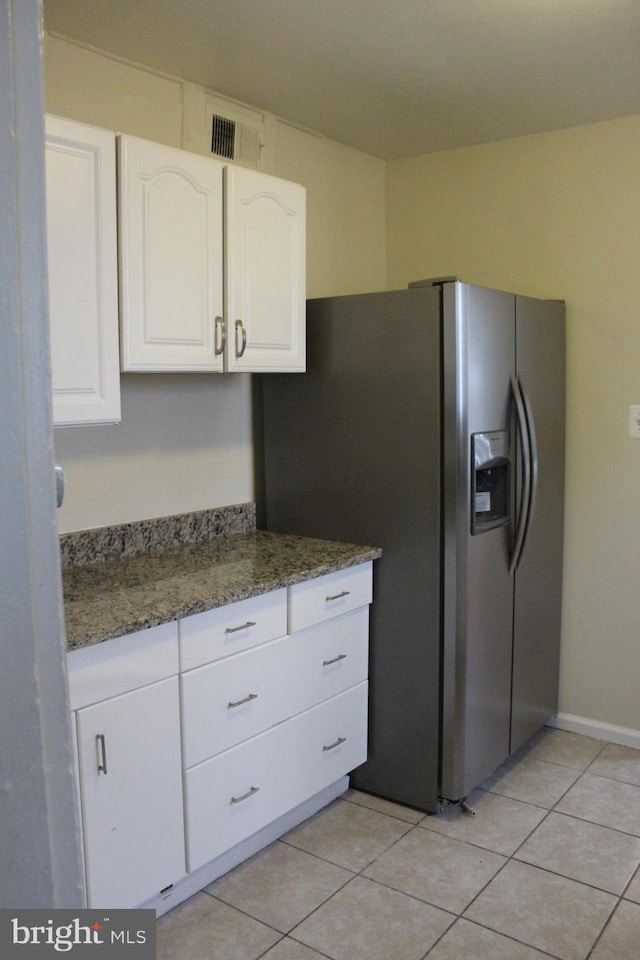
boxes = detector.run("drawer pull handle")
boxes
[225,620,256,634]
[325,590,350,602]
[96,733,107,775]
[323,653,347,666]
[228,693,258,709]
[323,736,346,752]
[230,785,260,804]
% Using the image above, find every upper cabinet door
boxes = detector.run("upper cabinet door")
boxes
[118,136,225,371]
[225,166,306,372]
[45,116,121,426]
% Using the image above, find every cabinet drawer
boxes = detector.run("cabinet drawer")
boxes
[184,681,368,872]
[290,680,368,802]
[181,607,369,767]
[67,621,179,711]
[179,588,287,671]
[288,562,373,633]
[282,607,369,719]
[181,635,288,768]
[184,718,292,872]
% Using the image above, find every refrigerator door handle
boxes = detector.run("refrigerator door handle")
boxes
[509,374,531,574]
[519,379,539,559]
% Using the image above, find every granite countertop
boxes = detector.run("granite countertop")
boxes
[63,517,381,651]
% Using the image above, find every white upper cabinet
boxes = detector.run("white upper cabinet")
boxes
[118,135,225,372]
[45,115,121,426]
[225,166,306,372]
[119,135,306,373]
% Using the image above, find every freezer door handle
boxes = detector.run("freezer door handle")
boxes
[509,374,532,574]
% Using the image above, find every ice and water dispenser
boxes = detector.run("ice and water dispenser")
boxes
[471,431,510,534]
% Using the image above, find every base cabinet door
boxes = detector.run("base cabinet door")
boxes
[75,677,185,907]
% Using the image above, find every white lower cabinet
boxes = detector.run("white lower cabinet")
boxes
[68,622,185,909]
[74,676,185,908]
[68,562,372,911]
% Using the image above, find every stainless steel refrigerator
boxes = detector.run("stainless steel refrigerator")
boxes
[259,280,565,812]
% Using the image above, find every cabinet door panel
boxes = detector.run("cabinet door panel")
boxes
[76,677,185,907]
[225,166,305,372]
[45,115,120,426]
[119,136,224,371]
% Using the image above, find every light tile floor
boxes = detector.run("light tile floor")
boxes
[157,729,640,960]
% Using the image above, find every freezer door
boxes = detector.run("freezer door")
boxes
[511,296,565,751]
[440,282,515,802]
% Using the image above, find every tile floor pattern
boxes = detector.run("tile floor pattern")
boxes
[157,729,640,960]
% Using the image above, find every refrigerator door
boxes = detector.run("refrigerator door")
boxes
[440,282,516,802]
[261,286,443,811]
[511,296,565,751]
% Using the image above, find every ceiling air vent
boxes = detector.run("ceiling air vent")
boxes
[210,111,263,169]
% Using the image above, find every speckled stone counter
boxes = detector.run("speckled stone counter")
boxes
[62,506,381,651]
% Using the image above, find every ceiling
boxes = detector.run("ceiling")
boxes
[43,0,640,160]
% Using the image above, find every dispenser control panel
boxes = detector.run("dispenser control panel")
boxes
[471,430,510,534]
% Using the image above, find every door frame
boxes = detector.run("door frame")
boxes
[0,0,84,907]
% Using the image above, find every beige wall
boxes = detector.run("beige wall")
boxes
[386,117,640,732]
[45,34,386,534]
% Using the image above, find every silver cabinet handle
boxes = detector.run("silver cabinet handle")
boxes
[234,319,247,358]
[214,315,226,356]
[228,693,258,709]
[96,733,107,775]
[322,653,347,666]
[322,736,346,752]
[230,785,260,804]
[325,590,350,602]
[225,620,256,634]
[54,465,65,508]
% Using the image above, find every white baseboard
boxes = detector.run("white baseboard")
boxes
[547,713,640,750]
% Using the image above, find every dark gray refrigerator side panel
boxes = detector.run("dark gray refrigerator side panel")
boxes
[511,296,565,752]
[441,283,516,801]
[261,287,443,811]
